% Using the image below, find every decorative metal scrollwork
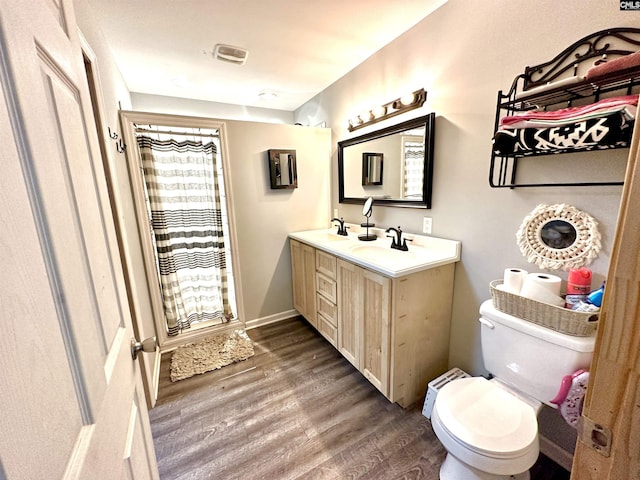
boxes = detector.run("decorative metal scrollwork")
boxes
[523,28,640,90]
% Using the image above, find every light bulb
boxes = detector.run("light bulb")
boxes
[399,92,416,106]
[372,105,387,118]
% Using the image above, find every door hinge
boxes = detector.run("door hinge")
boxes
[580,415,612,457]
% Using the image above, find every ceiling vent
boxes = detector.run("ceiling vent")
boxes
[213,44,249,65]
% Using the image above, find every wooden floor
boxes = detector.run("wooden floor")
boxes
[149,317,570,480]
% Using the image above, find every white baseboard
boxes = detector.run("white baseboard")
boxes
[245,309,299,330]
[539,434,574,472]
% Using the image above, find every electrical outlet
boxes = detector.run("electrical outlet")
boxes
[423,217,432,234]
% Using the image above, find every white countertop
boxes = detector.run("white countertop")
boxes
[289,225,461,278]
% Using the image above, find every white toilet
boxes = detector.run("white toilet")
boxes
[431,300,595,480]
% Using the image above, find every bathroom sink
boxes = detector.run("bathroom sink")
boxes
[288,229,352,246]
[306,232,352,243]
[289,228,461,278]
[348,244,416,260]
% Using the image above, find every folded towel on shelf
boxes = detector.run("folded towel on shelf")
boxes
[586,50,640,80]
[499,94,638,129]
[493,110,634,156]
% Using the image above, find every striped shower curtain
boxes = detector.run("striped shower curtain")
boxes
[137,136,231,336]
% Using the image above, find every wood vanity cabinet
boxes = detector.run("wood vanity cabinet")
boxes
[389,264,454,407]
[290,239,455,407]
[337,259,391,396]
[290,239,316,328]
[315,250,338,346]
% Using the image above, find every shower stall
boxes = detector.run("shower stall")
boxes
[119,111,243,349]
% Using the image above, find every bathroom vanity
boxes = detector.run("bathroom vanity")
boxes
[289,227,461,407]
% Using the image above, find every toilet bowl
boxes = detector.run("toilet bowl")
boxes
[431,377,539,479]
[430,300,595,479]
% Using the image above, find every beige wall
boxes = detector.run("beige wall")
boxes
[223,120,331,324]
[295,0,636,377]
[344,134,402,198]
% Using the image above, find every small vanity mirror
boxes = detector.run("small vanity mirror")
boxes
[358,196,376,241]
[517,204,601,271]
[268,149,297,189]
[362,153,383,185]
[362,196,373,216]
[339,113,435,208]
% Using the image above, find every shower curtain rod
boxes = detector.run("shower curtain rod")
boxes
[135,127,219,139]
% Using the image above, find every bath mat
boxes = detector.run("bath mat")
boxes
[170,329,254,382]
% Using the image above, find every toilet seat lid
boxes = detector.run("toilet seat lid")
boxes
[435,377,538,457]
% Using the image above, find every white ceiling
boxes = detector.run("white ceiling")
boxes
[86,0,447,111]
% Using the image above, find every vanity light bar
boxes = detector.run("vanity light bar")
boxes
[347,88,427,132]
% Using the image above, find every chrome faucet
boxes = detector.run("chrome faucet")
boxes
[385,226,412,251]
[331,217,349,236]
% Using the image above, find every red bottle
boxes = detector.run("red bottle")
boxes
[565,268,592,309]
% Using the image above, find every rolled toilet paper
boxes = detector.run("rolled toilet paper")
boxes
[503,268,528,294]
[520,273,564,307]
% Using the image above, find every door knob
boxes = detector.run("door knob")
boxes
[131,336,157,360]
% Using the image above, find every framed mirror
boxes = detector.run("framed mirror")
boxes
[268,149,297,189]
[338,113,435,208]
[362,153,383,185]
[516,203,601,271]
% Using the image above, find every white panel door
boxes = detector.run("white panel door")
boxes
[0,0,159,478]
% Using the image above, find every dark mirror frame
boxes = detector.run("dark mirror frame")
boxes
[268,149,298,189]
[338,113,435,209]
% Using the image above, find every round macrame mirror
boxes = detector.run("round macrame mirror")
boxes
[516,203,601,271]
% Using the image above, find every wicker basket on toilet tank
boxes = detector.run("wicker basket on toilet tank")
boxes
[490,280,598,337]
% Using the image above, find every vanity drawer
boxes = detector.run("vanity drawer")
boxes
[316,293,337,325]
[317,312,337,347]
[316,272,337,303]
[316,250,337,280]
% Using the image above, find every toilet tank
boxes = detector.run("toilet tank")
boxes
[479,300,595,407]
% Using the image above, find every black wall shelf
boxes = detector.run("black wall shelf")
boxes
[490,28,640,189]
